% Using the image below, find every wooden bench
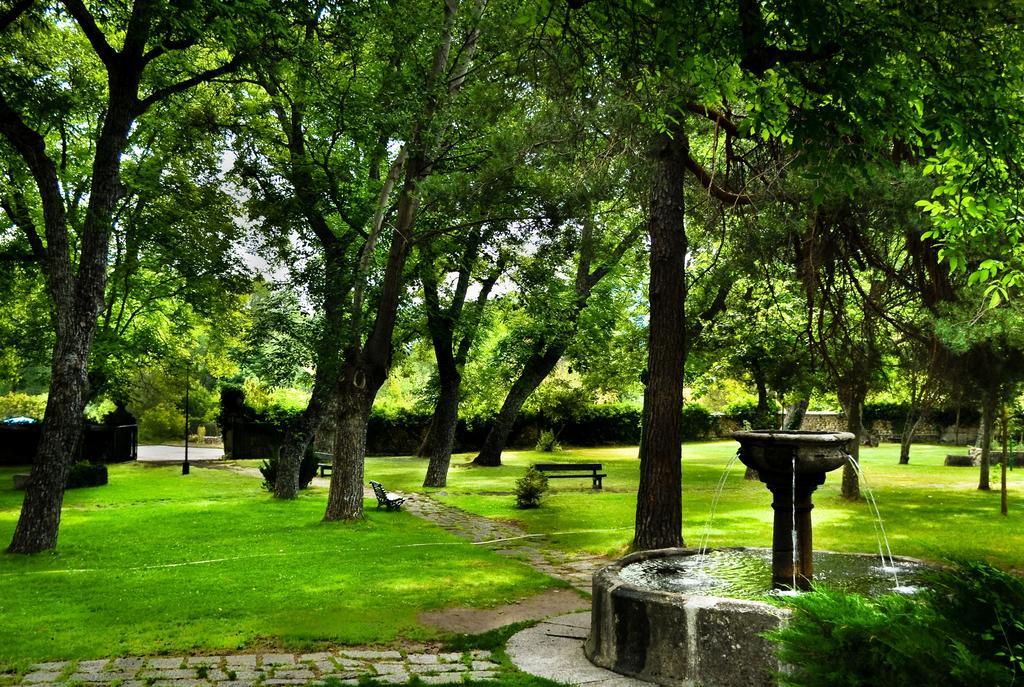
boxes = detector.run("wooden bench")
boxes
[314,451,332,476]
[533,463,606,489]
[370,480,405,510]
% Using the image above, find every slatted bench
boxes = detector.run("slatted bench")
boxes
[314,451,332,476]
[533,463,606,489]
[370,480,405,510]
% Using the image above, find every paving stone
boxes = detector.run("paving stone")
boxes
[223,656,258,667]
[334,659,364,669]
[210,682,255,687]
[269,669,314,680]
[263,680,308,685]
[409,663,466,675]
[339,650,401,660]
[467,670,499,680]
[407,654,439,664]
[220,670,261,682]
[69,672,122,682]
[186,656,223,666]
[77,660,111,672]
[220,671,262,683]
[22,671,62,683]
[139,669,196,680]
[30,662,69,672]
[259,654,295,666]
[373,673,409,684]
[148,658,186,669]
[298,652,333,662]
[471,660,499,671]
[319,671,359,681]
[468,651,492,660]
[206,669,230,681]
[371,663,407,675]
[418,673,465,685]
[148,681,208,687]
[436,653,464,663]
[113,657,146,670]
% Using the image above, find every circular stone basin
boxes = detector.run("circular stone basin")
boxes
[733,430,855,475]
[586,547,930,687]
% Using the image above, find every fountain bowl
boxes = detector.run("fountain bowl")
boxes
[732,429,855,476]
[586,547,929,687]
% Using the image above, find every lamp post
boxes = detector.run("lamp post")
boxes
[182,358,191,475]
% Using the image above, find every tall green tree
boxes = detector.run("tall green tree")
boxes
[0,0,271,553]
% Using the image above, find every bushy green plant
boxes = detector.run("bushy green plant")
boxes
[723,400,780,430]
[514,467,549,509]
[258,446,319,492]
[535,429,561,452]
[680,403,714,440]
[66,462,108,489]
[138,401,184,442]
[771,561,1024,687]
[0,392,48,420]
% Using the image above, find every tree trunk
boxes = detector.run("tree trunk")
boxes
[752,361,770,428]
[324,376,376,521]
[840,389,863,501]
[274,254,346,499]
[273,371,334,498]
[423,372,461,486]
[978,396,995,491]
[781,398,809,430]
[1001,403,1008,516]
[7,329,93,553]
[634,132,687,551]
[415,415,436,458]
[472,346,564,466]
[897,410,921,465]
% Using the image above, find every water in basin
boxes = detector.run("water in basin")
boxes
[618,549,928,599]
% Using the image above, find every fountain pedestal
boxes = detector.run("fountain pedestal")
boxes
[733,430,855,590]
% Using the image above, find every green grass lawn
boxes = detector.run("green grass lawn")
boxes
[0,464,557,671]
[365,442,1024,568]
[1,440,1020,675]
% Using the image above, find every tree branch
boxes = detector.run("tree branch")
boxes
[684,153,754,206]
[0,0,32,33]
[62,0,117,67]
[138,54,248,111]
[683,103,740,137]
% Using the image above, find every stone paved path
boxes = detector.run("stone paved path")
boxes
[400,493,611,593]
[19,650,501,687]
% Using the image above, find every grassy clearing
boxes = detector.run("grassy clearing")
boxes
[1,440,1020,674]
[0,464,556,671]
[364,442,1024,568]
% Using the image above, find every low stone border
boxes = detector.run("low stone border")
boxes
[18,649,501,686]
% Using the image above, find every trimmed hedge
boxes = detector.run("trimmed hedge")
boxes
[67,462,108,489]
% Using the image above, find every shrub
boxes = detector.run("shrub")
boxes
[138,402,184,443]
[723,400,780,430]
[770,561,1024,687]
[0,392,48,420]
[259,446,319,492]
[66,462,108,489]
[680,403,714,440]
[535,430,561,452]
[514,467,549,509]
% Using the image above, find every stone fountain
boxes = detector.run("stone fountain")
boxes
[585,429,925,686]
[732,429,854,590]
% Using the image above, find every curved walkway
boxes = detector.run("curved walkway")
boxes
[401,493,612,594]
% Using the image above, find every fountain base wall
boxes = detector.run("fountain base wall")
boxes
[586,548,789,687]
